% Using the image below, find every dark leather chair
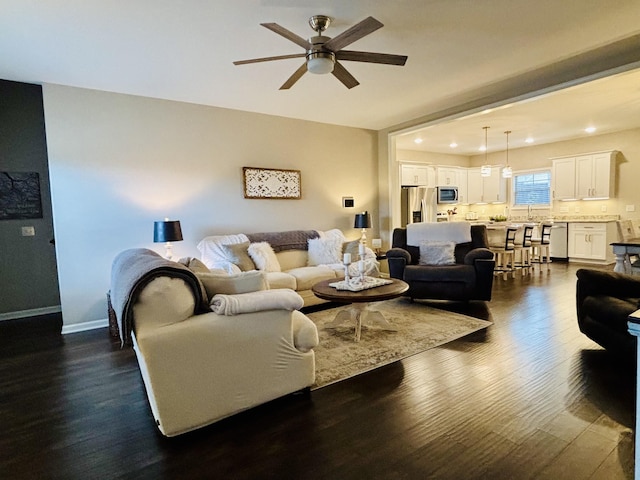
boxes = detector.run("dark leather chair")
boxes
[576,268,640,360]
[387,224,495,301]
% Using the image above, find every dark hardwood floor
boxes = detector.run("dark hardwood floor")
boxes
[0,263,635,479]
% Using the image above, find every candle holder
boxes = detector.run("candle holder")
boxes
[344,259,351,283]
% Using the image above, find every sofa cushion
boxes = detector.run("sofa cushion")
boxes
[403,264,476,284]
[276,250,308,272]
[248,242,281,272]
[307,237,343,266]
[196,271,267,297]
[419,241,456,266]
[288,266,337,291]
[221,242,256,271]
[265,271,297,290]
[582,294,640,333]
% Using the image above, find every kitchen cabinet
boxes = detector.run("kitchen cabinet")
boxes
[552,157,577,200]
[568,222,616,264]
[437,166,467,204]
[437,167,460,186]
[401,164,435,186]
[551,151,616,201]
[457,169,468,204]
[467,167,507,204]
[575,152,615,199]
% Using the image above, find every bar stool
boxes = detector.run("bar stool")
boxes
[514,224,535,275]
[531,223,552,271]
[489,226,518,280]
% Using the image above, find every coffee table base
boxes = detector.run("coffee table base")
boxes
[324,303,398,342]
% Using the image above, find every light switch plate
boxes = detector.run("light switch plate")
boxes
[626,205,636,212]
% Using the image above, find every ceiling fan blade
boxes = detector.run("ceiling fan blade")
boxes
[332,61,359,89]
[323,16,383,52]
[261,23,311,50]
[280,63,308,90]
[233,53,306,65]
[336,50,407,66]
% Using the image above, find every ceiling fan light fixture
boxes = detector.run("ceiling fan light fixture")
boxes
[307,51,335,74]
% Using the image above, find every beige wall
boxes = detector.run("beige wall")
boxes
[43,85,377,330]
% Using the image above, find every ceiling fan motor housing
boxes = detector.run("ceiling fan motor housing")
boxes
[306,35,335,74]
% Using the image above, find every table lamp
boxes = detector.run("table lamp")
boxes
[354,211,371,245]
[153,219,183,260]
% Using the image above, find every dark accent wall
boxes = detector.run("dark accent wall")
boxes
[0,79,60,315]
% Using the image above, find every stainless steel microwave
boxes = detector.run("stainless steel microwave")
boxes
[436,186,459,204]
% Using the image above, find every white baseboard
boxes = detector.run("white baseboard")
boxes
[0,305,62,321]
[61,318,109,335]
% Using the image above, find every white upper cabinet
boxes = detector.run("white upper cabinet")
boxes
[465,167,505,204]
[552,151,616,201]
[401,164,435,186]
[457,169,468,204]
[552,157,577,200]
[575,152,615,199]
[437,167,460,186]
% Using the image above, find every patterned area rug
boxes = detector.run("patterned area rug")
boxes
[307,297,491,389]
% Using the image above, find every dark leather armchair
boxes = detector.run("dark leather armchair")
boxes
[387,224,495,301]
[576,268,640,360]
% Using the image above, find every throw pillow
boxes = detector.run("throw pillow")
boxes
[196,271,268,298]
[220,242,256,271]
[342,239,361,257]
[247,242,281,272]
[419,241,456,266]
[307,237,343,266]
[186,258,211,273]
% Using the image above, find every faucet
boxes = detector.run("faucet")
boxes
[527,204,533,220]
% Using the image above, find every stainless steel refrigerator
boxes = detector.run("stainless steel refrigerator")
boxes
[401,186,436,226]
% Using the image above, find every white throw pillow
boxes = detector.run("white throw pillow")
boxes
[307,237,343,266]
[248,242,281,272]
[419,241,456,266]
[196,271,268,298]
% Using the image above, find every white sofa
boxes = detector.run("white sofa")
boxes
[197,229,379,307]
[111,248,319,437]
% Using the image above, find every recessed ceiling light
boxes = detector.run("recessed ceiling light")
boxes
[479,146,486,152]
[414,138,423,144]
[525,137,534,144]
[449,142,458,148]
[585,126,596,133]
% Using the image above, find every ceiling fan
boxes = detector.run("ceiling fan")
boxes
[233,15,408,90]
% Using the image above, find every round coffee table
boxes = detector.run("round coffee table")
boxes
[311,278,409,342]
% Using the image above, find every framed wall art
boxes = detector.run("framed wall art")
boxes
[243,167,301,199]
[0,171,43,220]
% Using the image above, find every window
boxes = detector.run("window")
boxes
[512,170,551,206]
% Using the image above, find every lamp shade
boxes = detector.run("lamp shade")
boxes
[354,212,371,229]
[153,220,183,243]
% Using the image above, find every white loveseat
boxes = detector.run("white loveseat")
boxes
[110,248,319,437]
[197,229,379,307]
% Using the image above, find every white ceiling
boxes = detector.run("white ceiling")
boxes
[395,68,640,155]
[1,0,639,135]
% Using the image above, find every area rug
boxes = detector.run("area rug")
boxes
[307,297,491,389]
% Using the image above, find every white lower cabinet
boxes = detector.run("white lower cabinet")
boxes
[568,222,616,264]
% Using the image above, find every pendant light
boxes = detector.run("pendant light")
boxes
[480,126,491,177]
[502,130,513,178]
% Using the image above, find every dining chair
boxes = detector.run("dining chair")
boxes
[489,226,518,280]
[531,223,552,271]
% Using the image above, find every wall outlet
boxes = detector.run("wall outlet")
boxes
[559,206,569,213]
[21,226,35,236]
[601,205,607,212]
[626,204,636,212]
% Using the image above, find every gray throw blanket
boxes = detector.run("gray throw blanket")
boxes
[110,248,208,347]
[246,230,319,252]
